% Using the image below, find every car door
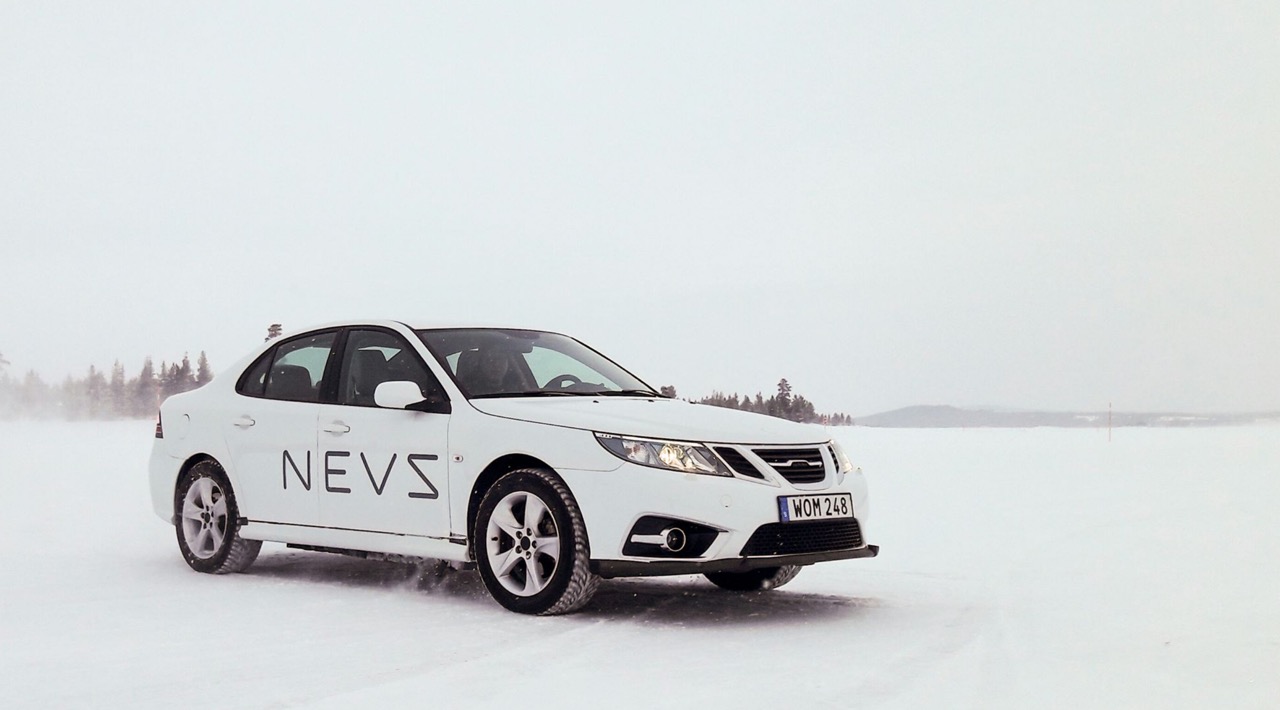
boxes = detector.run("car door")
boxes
[223,330,339,527]
[316,328,452,539]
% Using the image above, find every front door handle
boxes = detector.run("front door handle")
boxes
[233,416,256,429]
[323,422,351,435]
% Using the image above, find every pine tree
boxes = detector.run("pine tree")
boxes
[196,351,213,386]
[134,357,157,415]
[0,371,12,421]
[177,354,194,393]
[21,370,50,418]
[85,365,107,418]
[109,361,127,417]
[791,394,815,423]
[61,375,84,419]
[157,360,170,399]
[165,362,182,399]
[776,379,793,420]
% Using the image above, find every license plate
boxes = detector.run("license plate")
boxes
[778,493,854,523]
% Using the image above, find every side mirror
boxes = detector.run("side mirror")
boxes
[373,381,452,414]
[374,381,423,409]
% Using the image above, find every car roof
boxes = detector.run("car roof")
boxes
[400,319,555,332]
[276,319,563,336]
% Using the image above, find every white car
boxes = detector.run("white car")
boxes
[149,321,878,614]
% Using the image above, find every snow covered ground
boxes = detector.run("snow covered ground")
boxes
[1,420,1276,708]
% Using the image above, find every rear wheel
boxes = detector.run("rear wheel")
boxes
[705,565,802,591]
[474,468,598,615]
[174,460,261,574]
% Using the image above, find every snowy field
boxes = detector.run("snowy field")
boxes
[1,420,1276,709]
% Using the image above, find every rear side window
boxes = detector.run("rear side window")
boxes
[237,351,273,397]
[237,331,338,403]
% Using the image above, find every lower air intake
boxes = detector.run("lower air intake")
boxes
[740,519,864,556]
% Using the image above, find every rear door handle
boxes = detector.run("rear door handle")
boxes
[233,416,256,429]
[323,422,351,435]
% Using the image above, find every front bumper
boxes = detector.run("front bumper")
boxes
[592,544,879,579]
[558,458,875,573]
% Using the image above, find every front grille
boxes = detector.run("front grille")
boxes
[714,447,764,479]
[754,447,826,484]
[741,519,863,556]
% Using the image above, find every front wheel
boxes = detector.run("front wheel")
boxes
[474,468,598,615]
[174,460,261,574]
[705,565,802,592]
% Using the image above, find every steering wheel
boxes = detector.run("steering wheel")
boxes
[544,373,583,390]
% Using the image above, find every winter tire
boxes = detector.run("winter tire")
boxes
[174,459,261,574]
[705,564,802,592]
[474,468,599,615]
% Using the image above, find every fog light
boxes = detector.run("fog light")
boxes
[663,527,687,552]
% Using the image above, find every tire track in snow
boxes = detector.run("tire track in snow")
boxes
[833,574,999,710]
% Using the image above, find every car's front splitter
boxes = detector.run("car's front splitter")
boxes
[590,544,879,579]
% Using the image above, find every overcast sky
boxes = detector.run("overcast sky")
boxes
[2,2,1277,415]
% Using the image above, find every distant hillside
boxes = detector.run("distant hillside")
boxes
[854,405,1280,428]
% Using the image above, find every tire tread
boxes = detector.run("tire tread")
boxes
[175,459,261,574]
[527,468,599,615]
[474,467,599,615]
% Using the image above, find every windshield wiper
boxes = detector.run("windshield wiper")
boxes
[471,389,663,399]
[471,391,584,399]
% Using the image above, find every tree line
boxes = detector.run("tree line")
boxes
[1,349,855,426]
[661,378,854,426]
[0,351,212,420]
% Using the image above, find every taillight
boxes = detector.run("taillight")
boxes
[155,412,164,439]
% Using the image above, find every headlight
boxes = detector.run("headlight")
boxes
[829,440,854,474]
[595,433,732,477]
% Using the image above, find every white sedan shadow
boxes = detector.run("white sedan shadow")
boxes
[243,548,882,626]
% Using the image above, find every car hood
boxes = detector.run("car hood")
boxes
[468,397,828,445]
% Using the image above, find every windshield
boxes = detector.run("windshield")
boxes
[416,328,658,399]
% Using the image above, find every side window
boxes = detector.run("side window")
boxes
[338,329,447,407]
[262,332,337,403]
